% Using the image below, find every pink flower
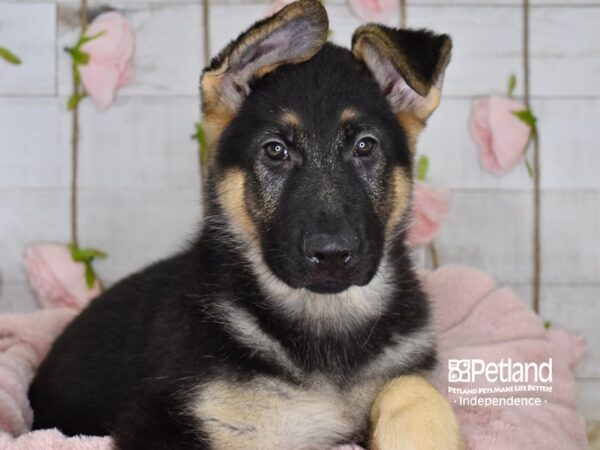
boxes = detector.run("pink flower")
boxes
[346,0,398,23]
[469,95,531,173]
[265,0,295,16]
[78,11,134,110]
[406,182,450,247]
[24,244,102,310]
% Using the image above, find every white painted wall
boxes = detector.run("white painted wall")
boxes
[0,0,598,418]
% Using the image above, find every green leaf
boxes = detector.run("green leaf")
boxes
[67,92,87,110]
[512,109,538,135]
[524,158,534,178]
[66,47,90,65]
[69,243,107,289]
[69,244,107,262]
[64,31,104,76]
[193,122,210,165]
[543,320,552,329]
[416,155,429,181]
[74,66,81,85]
[516,111,537,178]
[78,30,106,46]
[507,73,517,97]
[79,248,107,261]
[0,46,22,65]
[84,261,96,288]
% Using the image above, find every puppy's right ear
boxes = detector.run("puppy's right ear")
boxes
[201,0,328,144]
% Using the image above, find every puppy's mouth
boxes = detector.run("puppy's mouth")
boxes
[305,280,351,294]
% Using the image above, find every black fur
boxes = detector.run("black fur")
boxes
[351,26,451,94]
[29,41,437,449]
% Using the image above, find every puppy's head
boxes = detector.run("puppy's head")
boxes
[202,0,451,295]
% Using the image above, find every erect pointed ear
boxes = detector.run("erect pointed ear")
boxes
[352,25,451,147]
[201,0,328,145]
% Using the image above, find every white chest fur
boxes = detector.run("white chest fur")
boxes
[189,375,382,450]
[194,279,435,449]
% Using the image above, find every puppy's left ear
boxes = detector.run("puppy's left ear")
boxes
[352,25,451,145]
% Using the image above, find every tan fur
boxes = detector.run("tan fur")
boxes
[281,110,303,128]
[340,107,358,123]
[217,169,257,240]
[358,328,435,380]
[396,113,423,155]
[409,86,442,123]
[200,73,237,155]
[370,376,464,450]
[386,166,411,236]
[250,253,394,333]
[191,376,383,450]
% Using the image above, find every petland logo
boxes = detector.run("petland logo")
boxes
[448,358,553,384]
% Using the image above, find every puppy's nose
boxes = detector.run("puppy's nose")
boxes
[303,233,359,270]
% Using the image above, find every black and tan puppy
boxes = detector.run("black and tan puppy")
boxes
[29,1,462,448]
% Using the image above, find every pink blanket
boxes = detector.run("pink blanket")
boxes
[0,265,589,449]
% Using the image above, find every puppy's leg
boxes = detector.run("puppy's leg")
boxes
[369,375,463,450]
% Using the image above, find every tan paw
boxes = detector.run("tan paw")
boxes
[369,375,463,450]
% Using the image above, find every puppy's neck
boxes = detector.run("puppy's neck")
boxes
[198,219,434,376]
[200,207,412,336]
[249,249,395,335]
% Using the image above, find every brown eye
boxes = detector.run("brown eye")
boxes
[354,137,377,157]
[263,141,288,160]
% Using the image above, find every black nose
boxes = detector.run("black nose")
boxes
[303,233,360,271]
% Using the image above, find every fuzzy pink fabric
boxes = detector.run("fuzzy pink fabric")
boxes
[0,429,111,450]
[0,309,77,436]
[0,266,588,449]
[428,266,588,450]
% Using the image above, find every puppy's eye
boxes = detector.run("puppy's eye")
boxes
[263,142,289,161]
[354,137,377,157]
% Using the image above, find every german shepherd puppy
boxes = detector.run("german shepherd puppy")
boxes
[29,1,462,448]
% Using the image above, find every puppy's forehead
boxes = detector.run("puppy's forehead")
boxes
[247,44,390,131]
[277,108,357,133]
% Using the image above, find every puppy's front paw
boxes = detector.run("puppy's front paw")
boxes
[369,376,463,450]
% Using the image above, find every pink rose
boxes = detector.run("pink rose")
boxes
[24,244,102,310]
[78,11,134,110]
[265,0,295,16]
[406,182,450,247]
[346,0,398,23]
[469,95,531,173]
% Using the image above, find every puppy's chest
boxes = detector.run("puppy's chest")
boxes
[189,374,382,450]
